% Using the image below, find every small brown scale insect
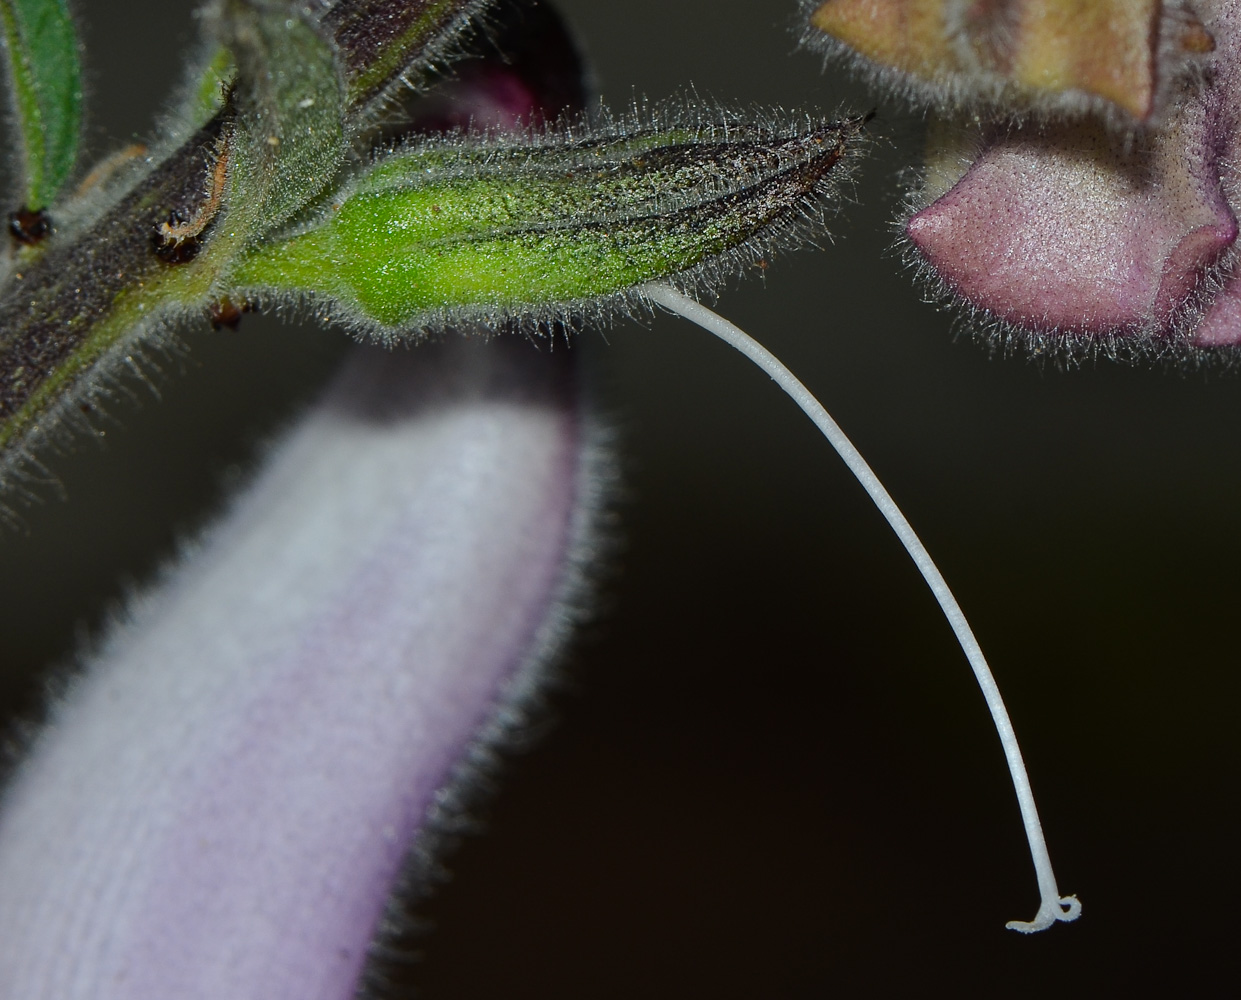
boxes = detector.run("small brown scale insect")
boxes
[8,207,51,246]
[208,297,252,329]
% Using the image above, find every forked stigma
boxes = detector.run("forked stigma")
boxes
[643,282,1080,933]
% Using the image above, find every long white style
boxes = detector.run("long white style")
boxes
[645,282,1080,933]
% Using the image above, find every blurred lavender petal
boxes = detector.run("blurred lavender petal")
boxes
[0,336,597,999]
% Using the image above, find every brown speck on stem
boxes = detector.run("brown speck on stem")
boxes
[208,297,252,329]
[8,207,51,246]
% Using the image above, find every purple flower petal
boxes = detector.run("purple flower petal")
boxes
[905,0,1241,345]
[907,105,1237,335]
[0,337,594,999]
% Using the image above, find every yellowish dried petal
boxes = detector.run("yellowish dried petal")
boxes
[1008,2,1158,119]
[807,0,1197,121]
[809,0,956,79]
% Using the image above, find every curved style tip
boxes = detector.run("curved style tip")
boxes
[1006,893,1082,934]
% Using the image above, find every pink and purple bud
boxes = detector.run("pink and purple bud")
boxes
[808,0,1241,352]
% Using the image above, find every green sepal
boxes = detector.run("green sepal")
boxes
[0,0,82,210]
[321,0,488,115]
[230,113,866,331]
[214,0,348,246]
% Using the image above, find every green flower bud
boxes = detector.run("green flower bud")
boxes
[231,111,867,334]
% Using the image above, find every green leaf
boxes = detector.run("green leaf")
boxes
[230,113,866,331]
[0,0,82,210]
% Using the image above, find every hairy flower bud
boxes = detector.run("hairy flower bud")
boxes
[809,0,1241,355]
[229,111,867,334]
[901,0,1241,354]
[0,0,861,497]
[905,106,1237,345]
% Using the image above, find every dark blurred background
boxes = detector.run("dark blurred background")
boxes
[1,1,1238,996]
